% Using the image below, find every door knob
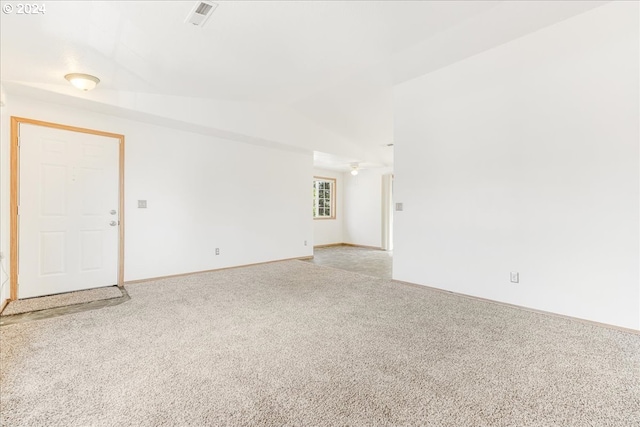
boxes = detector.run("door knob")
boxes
[109,221,117,226]
[110,210,117,215]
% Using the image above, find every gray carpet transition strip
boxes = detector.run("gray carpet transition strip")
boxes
[1,260,638,426]
[1,286,123,316]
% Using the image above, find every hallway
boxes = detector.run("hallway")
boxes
[305,245,392,280]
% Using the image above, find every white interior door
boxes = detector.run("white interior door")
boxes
[18,124,120,299]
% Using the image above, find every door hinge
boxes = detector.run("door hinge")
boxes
[16,205,20,216]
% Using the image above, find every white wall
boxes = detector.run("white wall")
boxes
[6,84,373,167]
[312,168,344,246]
[393,2,639,330]
[0,86,10,304]
[343,169,383,248]
[3,95,313,286]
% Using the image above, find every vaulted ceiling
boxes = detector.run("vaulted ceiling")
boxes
[0,1,606,170]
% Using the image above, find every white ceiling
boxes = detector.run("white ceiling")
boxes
[0,1,499,102]
[0,1,607,169]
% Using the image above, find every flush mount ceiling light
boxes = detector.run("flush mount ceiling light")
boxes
[64,73,100,91]
[350,163,359,176]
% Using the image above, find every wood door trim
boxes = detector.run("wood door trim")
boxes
[9,117,126,300]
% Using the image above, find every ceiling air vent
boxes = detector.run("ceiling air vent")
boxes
[185,1,218,27]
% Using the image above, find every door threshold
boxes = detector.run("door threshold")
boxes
[0,287,130,326]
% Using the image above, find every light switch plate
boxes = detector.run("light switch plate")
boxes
[395,202,403,211]
[138,200,147,209]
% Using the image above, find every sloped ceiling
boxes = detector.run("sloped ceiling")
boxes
[0,1,607,169]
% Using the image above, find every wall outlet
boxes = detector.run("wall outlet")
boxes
[215,248,220,256]
[510,272,519,283]
[304,240,307,246]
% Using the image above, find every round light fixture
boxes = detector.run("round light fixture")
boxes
[350,163,359,176]
[64,73,100,91]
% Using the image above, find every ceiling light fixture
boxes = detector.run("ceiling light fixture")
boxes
[64,73,100,91]
[350,163,359,176]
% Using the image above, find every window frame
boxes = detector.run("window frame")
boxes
[313,176,336,220]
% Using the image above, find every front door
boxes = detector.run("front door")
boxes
[18,123,120,299]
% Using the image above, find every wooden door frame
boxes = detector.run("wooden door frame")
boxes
[9,116,125,300]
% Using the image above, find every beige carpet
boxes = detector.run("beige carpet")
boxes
[0,260,638,426]
[1,286,123,316]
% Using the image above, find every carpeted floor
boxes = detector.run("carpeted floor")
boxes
[1,286,123,316]
[306,245,393,279]
[1,260,638,426]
